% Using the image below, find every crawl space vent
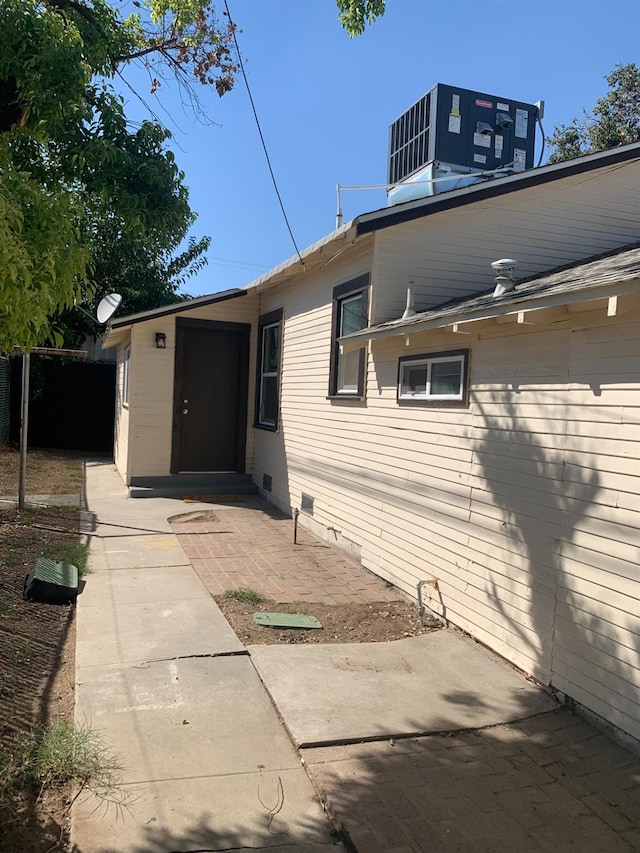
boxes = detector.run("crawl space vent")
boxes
[301,493,314,516]
[262,473,273,493]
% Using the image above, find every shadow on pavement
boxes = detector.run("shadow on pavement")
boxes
[302,708,640,852]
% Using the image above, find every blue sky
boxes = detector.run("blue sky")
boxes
[119,0,640,296]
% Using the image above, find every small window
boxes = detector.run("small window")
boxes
[255,309,283,430]
[329,274,369,398]
[398,349,469,405]
[122,345,130,407]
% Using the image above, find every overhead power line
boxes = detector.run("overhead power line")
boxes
[224,0,305,268]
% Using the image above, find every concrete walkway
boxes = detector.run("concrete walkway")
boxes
[72,462,334,853]
[72,461,640,853]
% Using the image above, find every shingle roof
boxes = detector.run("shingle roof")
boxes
[342,243,640,343]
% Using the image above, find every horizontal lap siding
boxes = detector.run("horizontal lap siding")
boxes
[254,241,374,511]
[128,296,258,478]
[551,319,640,739]
[373,164,640,323]
[256,229,640,739]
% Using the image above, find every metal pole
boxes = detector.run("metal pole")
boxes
[293,508,299,544]
[18,352,30,510]
[336,185,343,229]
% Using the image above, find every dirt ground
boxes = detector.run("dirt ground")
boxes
[215,595,441,645]
[0,446,85,496]
[0,506,79,853]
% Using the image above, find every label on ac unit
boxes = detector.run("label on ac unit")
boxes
[476,99,493,109]
[515,108,529,139]
[497,102,509,111]
[448,114,461,133]
[473,153,487,164]
[513,148,527,171]
[473,132,492,148]
[495,134,504,157]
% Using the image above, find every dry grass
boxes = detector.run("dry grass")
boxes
[0,447,84,497]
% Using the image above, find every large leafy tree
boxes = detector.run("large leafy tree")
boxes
[548,63,640,164]
[0,0,383,353]
[0,0,229,352]
[55,228,211,348]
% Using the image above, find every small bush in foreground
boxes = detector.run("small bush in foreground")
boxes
[225,587,267,605]
[0,721,123,804]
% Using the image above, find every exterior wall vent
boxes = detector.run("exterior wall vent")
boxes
[301,493,314,516]
[262,473,273,492]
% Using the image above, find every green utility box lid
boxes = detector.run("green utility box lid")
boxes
[253,612,323,629]
[24,558,79,605]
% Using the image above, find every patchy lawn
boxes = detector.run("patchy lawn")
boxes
[0,447,84,497]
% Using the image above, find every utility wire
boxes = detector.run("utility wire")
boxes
[224,0,305,268]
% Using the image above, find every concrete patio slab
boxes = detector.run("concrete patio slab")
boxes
[249,630,556,746]
[76,596,243,667]
[78,564,211,607]
[72,770,334,853]
[76,657,304,780]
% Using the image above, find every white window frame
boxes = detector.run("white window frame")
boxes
[122,345,130,407]
[258,321,280,428]
[329,274,369,399]
[397,350,468,404]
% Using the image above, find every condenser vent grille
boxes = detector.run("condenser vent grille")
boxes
[388,91,431,185]
[301,493,314,516]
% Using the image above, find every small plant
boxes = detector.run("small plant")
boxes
[41,540,90,576]
[225,587,267,605]
[0,721,124,806]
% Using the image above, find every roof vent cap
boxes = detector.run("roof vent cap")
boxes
[491,258,518,298]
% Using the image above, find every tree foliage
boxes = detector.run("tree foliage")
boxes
[0,0,383,353]
[54,229,210,348]
[548,63,640,164]
[336,0,385,36]
[0,0,227,352]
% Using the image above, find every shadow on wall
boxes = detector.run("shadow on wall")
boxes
[471,382,639,735]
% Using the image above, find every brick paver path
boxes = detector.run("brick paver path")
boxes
[304,709,640,852]
[171,502,400,605]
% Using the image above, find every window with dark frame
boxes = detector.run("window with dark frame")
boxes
[329,274,369,398]
[255,308,283,430]
[397,349,469,405]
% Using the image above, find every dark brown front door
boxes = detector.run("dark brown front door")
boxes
[172,318,250,473]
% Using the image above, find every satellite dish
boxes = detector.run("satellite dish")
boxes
[96,293,122,324]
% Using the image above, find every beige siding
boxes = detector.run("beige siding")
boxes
[372,162,640,323]
[255,267,640,739]
[254,241,373,511]
[125,294,258,480]
[113,343,130,479]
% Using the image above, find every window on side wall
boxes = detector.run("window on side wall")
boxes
[122,345,130,407]
[255,308,283,430]
[397,349,469,406]
[329,274,369,398]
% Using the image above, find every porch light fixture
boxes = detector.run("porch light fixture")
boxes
[155,332,167,349]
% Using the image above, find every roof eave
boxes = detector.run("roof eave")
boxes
[340,276,640,347]
[356,142,640,236]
